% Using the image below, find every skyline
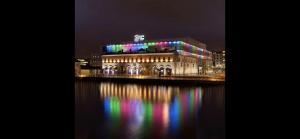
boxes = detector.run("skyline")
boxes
[75,0,225,58]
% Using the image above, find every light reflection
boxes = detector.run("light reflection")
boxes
[99,83,204,134]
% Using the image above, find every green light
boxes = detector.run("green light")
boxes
[110,97,120,120]
[190,90,194,118]
[144,102,152,124]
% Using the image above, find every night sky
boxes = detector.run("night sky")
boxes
[75,0,225,58]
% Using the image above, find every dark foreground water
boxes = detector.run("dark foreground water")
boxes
[75,80,225,139]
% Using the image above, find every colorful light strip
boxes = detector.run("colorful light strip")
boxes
[105,41,212,59]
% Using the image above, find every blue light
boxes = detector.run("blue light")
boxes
[104,97,110,118]
[169,97,180,132]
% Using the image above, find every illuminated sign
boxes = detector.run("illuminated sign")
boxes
[134,34,145,42]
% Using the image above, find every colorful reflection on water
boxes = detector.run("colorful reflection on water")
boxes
[99,82,203,138]
[75,81,224,139]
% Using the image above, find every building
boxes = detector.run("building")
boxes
[89,53,102,75]
[212,50,225,73]
[101,37,213,76]
[89,53,102,67]
[75,59,81,76]
[75,58,91,77]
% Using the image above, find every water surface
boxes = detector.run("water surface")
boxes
[75,80,224,139]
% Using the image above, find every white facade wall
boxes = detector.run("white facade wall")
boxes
[102,54,199,75]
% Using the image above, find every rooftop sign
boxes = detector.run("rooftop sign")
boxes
[134,34,145,42]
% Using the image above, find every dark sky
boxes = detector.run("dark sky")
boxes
[75,0,225,58]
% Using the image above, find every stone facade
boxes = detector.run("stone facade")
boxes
[102,53,198,75]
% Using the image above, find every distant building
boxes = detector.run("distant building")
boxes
[89,54,102,67]
[75,58,91,77]
[101,37,213,76]
[89,54,102,75]
[75,59,81,76]
[212,50,225,73]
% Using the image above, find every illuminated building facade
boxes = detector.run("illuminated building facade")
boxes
[101,38,213,75]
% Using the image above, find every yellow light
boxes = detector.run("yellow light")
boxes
[146,59,149,62]
[143,87,146,99]
[148,88,151,99]
[163,103,169,127]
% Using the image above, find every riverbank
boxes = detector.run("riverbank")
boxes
[75,75,225,85]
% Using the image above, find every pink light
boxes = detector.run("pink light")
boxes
[121,100,130,118]
[153,103,163,124]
